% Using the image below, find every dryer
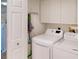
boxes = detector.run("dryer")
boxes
[53,32,78,59]
[32,29,64,59]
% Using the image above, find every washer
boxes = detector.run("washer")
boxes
[32,29,64,59]
[53,32,78,59]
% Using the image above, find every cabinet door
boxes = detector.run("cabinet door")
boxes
[41,0,61,23]
[61,0,77,24]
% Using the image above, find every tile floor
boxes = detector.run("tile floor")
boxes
[28,44,32,59]
[1,52,6,59]
[1,44,32,59]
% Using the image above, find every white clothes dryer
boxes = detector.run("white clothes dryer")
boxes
[32,29,64,59]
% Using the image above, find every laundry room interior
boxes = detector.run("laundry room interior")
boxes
[28,0,77,59]
[1,0,78,59]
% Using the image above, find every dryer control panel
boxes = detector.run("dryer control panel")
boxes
[45,28,63,34]
[45,28,64,39]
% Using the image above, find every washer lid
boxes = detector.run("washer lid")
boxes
[64,32,78,41]
[54,39,78,55]
[32,34,61,47]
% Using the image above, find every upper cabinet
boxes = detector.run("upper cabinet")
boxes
[41,0,61,23]
[61,0,77,24]
[41,0,77,24]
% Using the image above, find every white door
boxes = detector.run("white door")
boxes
[7,0,28,59]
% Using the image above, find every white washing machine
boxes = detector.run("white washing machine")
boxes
[53,32,78,59]
[32,29,64,59]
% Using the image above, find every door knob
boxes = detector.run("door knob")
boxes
[17,42,19,45]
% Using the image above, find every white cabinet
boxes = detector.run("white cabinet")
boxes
[41,0,61,23]
[61,0,77,24]
[41,0,77,24]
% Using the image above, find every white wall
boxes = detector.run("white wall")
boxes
[28,0,46,37]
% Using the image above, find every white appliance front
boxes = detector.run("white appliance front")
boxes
[53,32,78,59]
[32,29,64,59]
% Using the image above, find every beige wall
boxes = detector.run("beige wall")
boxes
[28,0,46,37]
[45,23,77,32]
